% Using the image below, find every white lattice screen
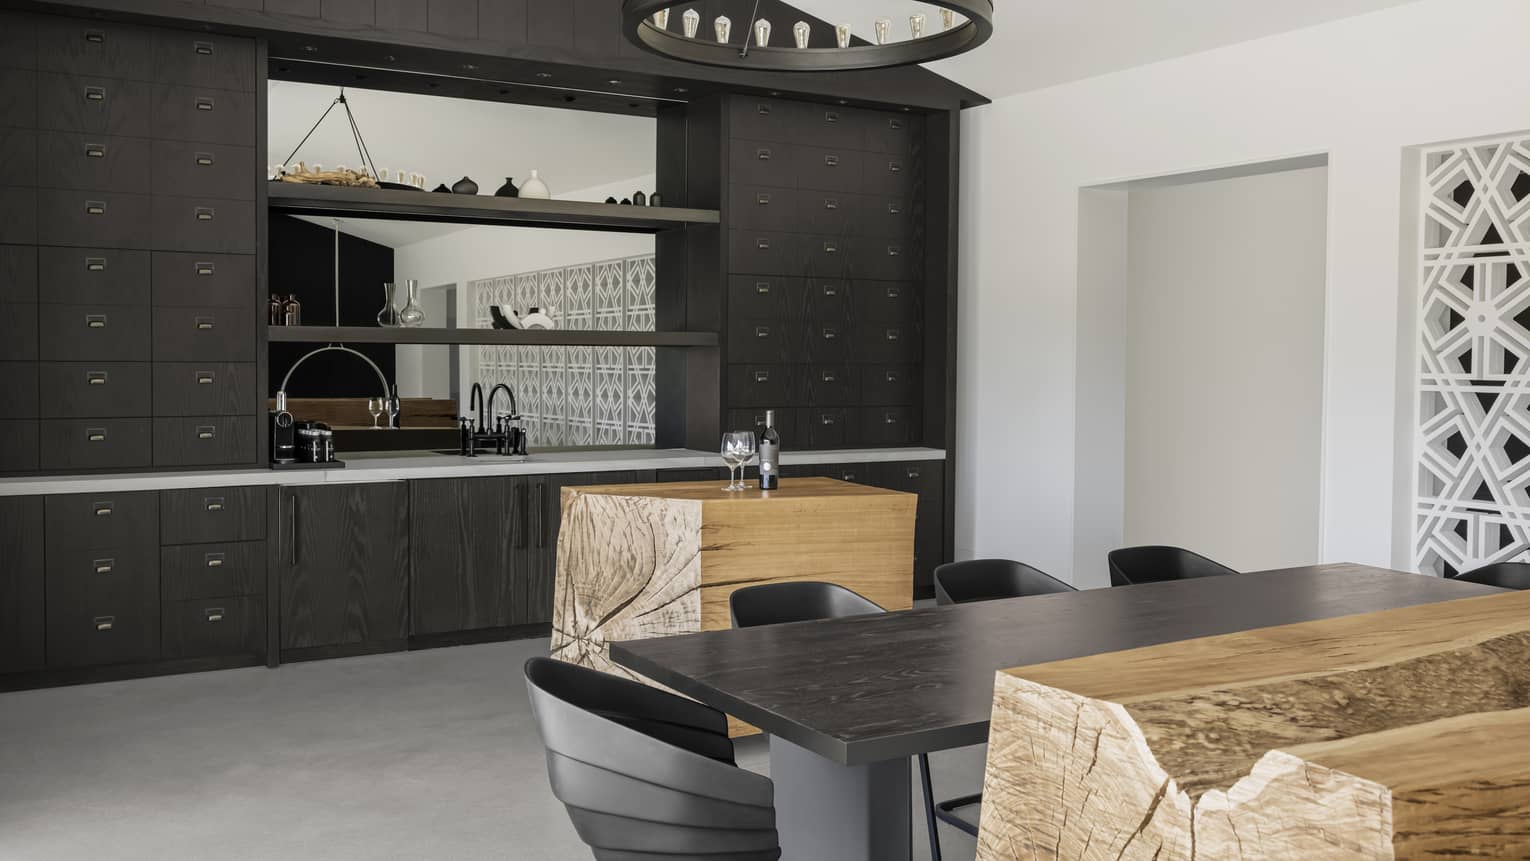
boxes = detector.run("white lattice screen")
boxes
[1415,135,1530,576]
[470,255,657,447]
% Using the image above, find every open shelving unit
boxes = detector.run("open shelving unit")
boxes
[268,326,717,347]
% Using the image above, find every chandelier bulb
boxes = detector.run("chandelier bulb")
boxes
[794,20,811,49]
[836,23,852,49]
[682,7,699,38]
[874,17,891,46]
[714,15,731,43]
[652,8,669,30]
[909,13,925,40]
[754,18,772,48]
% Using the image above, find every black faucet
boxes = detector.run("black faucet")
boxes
[459,382,527,457]
[468,383,486,434]
[488,383,517,423]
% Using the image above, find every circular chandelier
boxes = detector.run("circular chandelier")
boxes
[620,2,993,72]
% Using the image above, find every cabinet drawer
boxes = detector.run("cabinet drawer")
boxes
[0,13,36,71]
[859,363,918,404]
[799,105,865,150]
[38,362,151,418]
[45,490,158,551]
[0,186,37,245]
[793,145,863,193]
[729,230,801,276]
[727,317,794,363]
[0,244,37,304]
[858,323,920,363]
[36,73,151,138]
[795,189,855,235]
[729,97,797,143]
[727,275,803,318]
[803,407,851,448]
[47,599,158,668]
[0,365,37,417]
[804,279,851,320]
[152,31,256,91]
[860,406,914,446]
[161,485,265,544]
[151,140,256,201]
[40,418,152,470]
[806,364,857,405]
[39,247,150,305]
[39,303,150,361]
[37,18,154,80]
[801,235,852,279]
[162,542,265,600]
[729,140,794,188]
[0,128,37,187]
[729,185,797,232]
[153,362,257,416]
[152,306,255,361]
[727,408,799,439]
[162,595,263,659]
[727,364,797,407]
[36,132,151,194]
[37,189,152,249]
[0,304,37,360]
[46,543,158,604]
[853,280,918,324]
[804,321,849,363]
[0,68,37,128]
[862,111,921,156]
[863,155,914,196]
[151,252,256,308]
[856,194,916,239]
[152,416,256,467]
[0,420,37,471]
[150,196,255,253]
[151,85,257,146]
[853,240,917,281]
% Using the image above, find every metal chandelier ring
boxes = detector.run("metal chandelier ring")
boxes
[621,1,993,72]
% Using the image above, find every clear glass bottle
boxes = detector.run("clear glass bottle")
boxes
[377,282,400,327]
[398,279,426,328]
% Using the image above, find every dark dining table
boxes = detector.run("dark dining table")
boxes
[609,563,1502,860]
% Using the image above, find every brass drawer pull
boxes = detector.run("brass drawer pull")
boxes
[820,284,838,296]
[194,96,215,112]
[824,154,840,167]
[195,316,215,330]
[754,326,770,338]
[86,314,107,329]
[822,328,839,340]
[820,413,837,426]
[824,111,840,123]
[907,467,920,479]
[195,371,215,385]
[85,200,106,216]
[86,428,108,443]
[824,198,839,210]
[756,193,770,205]
[889,118,905,130]
[888,161,904,173]
[86,371,108,386]
[84,143,106,159]
[756,148,772,161]
[754,370,770,383]
[205,553,225,568]
[93,502,113,517]
[204,608,225,623]
[85,257,106,272]
[756,238,771,250]
[821,371,837,382]
[194,41,214,56]
[886,329,901,341]
[756,104,771,116]
[888,203,902,215]
[204,497,225,512]
[195,152,214,167]
[754,282,771,294]
[94,616,115,632]
[886,371,899,383]
[885,412,900,424]
[196,425,217,440]
[886,286,901,298]
[84,86,106,102]
[888,245,902,257]
[194,207,215,222]
[94,558,114,574]
[195,262,215,276]
[823,241,838,253]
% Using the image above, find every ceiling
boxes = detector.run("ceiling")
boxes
[789,0,1425,100]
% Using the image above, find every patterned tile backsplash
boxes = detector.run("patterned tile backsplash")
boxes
[471,255,657,447]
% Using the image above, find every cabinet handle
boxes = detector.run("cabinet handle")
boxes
[821,414,837,426]
[204,608,225,623]
[194,96,215,112]
[754,282,771,295]
[756,238,771,250]
[886,329,901,341]
[842,472,857,482]
[907,467,920,479]
[888,245,902,257]
[195,371,215,385]
[94,558,114,574]
[823,241,838,253]
[84,86,106,102]
[205,553,225,568]
[85,257,106,272]
[94,616,114,632]
[888,161,904,173]
[84,143,105,159]
[886,286,901,298]
[756,148,772,161]
[824,198,839,210]
[756,104,771,116]
[888,203,902,215]
[86,428,108,443]
[822,327,838,340]
[755,325,770,338]
[889,118,905,130]
[86,371,108,386]
[515,484,528,549]
[756,193,770,205]
[195,316,216,330]
[820,284,838,296]
[196,425,217,440]
[536,483,547,548]
[824,155,840,167]
[195,262,215,276]
[84,29,105,44]
[204,497,224,512]
[886,370,899,383]
[885,412,899,425]
[821,370,836,382]
[85,200,106,216]
[194,207,215,222]
[93,502,113,517]
[194,41,214,56]
[825,111,840,123]
[753,414,766,428]
[754,370,770,383]
[289,491,297,566]
[194,152,215,167]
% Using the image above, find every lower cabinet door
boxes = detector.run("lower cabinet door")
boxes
[521,471,643,626]
[162,596,263,659]
[871,461,945,597]
[408,477,520,636]
[278,482,408,651]
[0,497,44,674]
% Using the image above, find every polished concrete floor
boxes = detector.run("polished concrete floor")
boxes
[0,638,984,860]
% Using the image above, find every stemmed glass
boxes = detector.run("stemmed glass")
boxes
[721,431,756,491]
[367,398,385,429]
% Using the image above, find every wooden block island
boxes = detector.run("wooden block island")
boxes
[548,478,915,710]
[977,587,1530,860]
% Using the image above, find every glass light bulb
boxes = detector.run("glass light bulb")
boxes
[942,9,955,30]
[754,18,771,47]
[909,13,925,40]
[874,17,891,45]
[652,8,670,30]
[836,23,852,48]
[682,8,700,38]
[714,15,731,44]
[793,20,811,49]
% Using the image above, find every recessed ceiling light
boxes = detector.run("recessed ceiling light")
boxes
[838,99,848,105]
[384,54,396,62]
[535,72,553,79]
[770,91,781,96]
[462,63,478,71]
[301,45,318,52]
[674,87,689,94]
[607,79,622,86]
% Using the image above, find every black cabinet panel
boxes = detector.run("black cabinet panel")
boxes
[36,132,152,194]
[727,275,802,319]
[860,363,918,405]
[727,316,793,363]
[656,467,727,482]
[852,239,917,281]
[0,497,44,674]
[804,321,848,363]
[727,364,798,407]
[0,186,37,245]
[152,31,256,91]
[149,197,257,253]
[0,13,36,72]
[0,68,37,128]
[804,279,851,321]
[409,477,521,635]
[161,486,265,544]
[792,145,863,193]
[729,140,795,188]
[729,184,798,232]
[852,280,917,324]
[798,105,865,151]
[859,406,914,446]
[37,189,153,249]
[0,363,38,417]
[152,252,256,308]
[45,539,159,668]
[152,416,258,467]
[150,140,257,201]
[802,407,851,448]
[801,235,853,279]
[36,18,154,80]
[0,420,38,471]
[152,306,256,361]
[862,154,914,196]
[162,541,266,601]
[162,595,263,659]
[0,304,37,361]
[38,361,151,418]
[861,111,921,156]
[279,483,409,650]
[36,73,152,138]
[40,418,152,470]
[0,244,37,304]
[0,128,37,187]
[39,247,150,305]
[151,85,257,146]
[856,322,920,364]
[39,303,151,361]
[805,364,857,405]
[855,193,916,239]
[728,96,796,143]
[153,362,258,417]
[45,490,157,550]
[727,407,798,439]
[729,230,802,276]
[795,189,855,235]
[870,460,943,595]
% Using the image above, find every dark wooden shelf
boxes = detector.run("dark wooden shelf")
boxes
[268,183,719,233]
[268,326,718,347]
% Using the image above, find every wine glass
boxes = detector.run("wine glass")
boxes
[367,398,385,429]
[721,431,755,491]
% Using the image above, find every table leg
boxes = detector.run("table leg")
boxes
[769,735,911,860]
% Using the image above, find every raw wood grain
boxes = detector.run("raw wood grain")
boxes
[977,589,1530,860]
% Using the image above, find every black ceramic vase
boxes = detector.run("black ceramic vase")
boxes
[495,177,519,197]
[452,176,479,195]
[432,183,452,193]
[649,192,663,207]
[633,190,647,207]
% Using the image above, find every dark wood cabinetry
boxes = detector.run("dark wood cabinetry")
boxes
[410,477,523,635]
[0,497,44,674]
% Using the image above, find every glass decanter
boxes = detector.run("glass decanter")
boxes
[377,282,401,327]
[398,279,426,328]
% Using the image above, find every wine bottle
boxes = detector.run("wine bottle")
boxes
[759,409,781,490]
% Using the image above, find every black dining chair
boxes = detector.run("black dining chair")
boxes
[933,558,1076,605]
[524,657,781,861]
[1107,545,1238,587]
[1452,561,1530,590]
[729,581,949,861]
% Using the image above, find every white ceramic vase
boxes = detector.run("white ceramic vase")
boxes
[520,170,551,199]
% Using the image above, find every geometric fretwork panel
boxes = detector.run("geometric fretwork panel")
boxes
[469,254,657,448]
[1416,136,1530,576]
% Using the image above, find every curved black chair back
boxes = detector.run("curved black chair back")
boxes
[524,657,781,860]
[1453,561,1530,590]
[1107,545,1238,587]
[729,581,885,628]
[933,559,1076,605]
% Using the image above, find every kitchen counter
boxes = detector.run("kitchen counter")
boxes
[0,447,946,497]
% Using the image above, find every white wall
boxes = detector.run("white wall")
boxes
[958,0,1530,582]
[1121,167,1328,576]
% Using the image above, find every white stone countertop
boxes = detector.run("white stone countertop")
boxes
[0,447,947,496]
